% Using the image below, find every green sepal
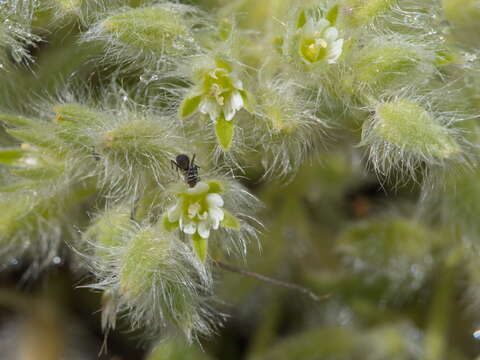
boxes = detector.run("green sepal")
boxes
[53,104,99,125]
[296,9,307,28]
[0,148,26,165]
[240,90,255,113]
[192,232,208,262]
[179,95,202,118]
[326,4,339,25]
[207,180,224,194]
[215,114,234,151]
[0,114,38,127]
[221,210,240,230]
[6,128,63,150]
[162,214,179,232]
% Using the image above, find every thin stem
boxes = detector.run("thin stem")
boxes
[213,260,329,301]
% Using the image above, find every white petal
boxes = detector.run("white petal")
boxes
[209,208,224,229]
[198,221,211,239]
[327,39,343,61]
[188,202,201,218]
[231,91,244,112]
[224,96,236,121]
[233,78,244,90]
[304,18,316,34]
[183,221,197,235]
[199,98,220,121]
[206,193,224,207]
[167,202,181,222]
[315,19,330,33]
[323,27,338,42]
[187,181,209,194]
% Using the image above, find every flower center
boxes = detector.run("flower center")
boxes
[301,37,328,63]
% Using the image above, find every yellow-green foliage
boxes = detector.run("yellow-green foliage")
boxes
[340,0,398,27]
[1,0,480,356]
[101,6,192,54]
[373,100,460,159]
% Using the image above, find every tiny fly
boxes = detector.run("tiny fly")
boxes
[171,154,200,187]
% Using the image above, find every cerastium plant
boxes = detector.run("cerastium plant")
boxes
[0,0,480,355]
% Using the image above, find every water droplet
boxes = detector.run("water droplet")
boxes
[10,259,18,265]
[52,256,61,264]
[473,330,480,339]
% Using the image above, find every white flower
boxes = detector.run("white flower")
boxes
[165,181,225,239]
[180,59,248,123]
[297,18,343,64]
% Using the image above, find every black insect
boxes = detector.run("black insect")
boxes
[171,154,200,187]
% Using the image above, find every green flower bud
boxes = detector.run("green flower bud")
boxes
[361,100,461,177]
[340,0,398,28]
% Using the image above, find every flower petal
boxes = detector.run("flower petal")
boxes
[233,78,244,90]
[304,18,316,35]
[209,207,225,229]
[224,96,236,121]
[323,27,338,42]
[199,98,220,122]
[315,18,330,33]
[206,193,224,207]
[183,221,197,235]
[198,221,211,239]
[327,39,343,63]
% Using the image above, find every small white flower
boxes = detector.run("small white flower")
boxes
[180,59,249,123]
[297,17,343,64]
[164,181,225,239]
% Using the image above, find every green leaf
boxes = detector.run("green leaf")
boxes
[215,114,234,151]
[192,232,208,262]
[162,214,179,232]
[326,4,339,25]
[179,95,202,118]
[0,148,26,165]
[221,210,240,230]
